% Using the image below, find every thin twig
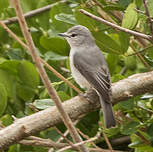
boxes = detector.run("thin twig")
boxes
[92,0,103,8]
[134,8,145,15]
[19,136,68,149]
[128,45,153,56]
[143,0,153,37]
[136,132,151,145]
[57,133,100,152]
[77,128,101,149]
[3,0,67,25]
[120,66,127,75]
[53,127,74,147]
[49,120,79,152]
[138,105,153,114]
[79,9,152,41]
[101,127,113,152]
[40,58,82,94]
[12,0,88,152]
[130,44,152,71]
[110,136,130,146]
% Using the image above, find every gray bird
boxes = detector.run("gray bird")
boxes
[59,25,116,128]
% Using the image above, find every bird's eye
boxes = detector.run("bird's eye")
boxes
[71,33,77,37]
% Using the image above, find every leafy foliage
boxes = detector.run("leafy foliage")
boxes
[0,0,153,152]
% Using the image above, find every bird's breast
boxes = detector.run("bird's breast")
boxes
[69,49,90,89]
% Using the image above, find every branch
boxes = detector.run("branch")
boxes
[79,9,152,42]
[19,136,68,149]
[143,0,153,37]
[128,45,153,56]
[0,71,153,150]
[130,44,152,71]
[12,0,88,152]
[110,136,130,146]
[57,132,100,152]
[3,0,66,25]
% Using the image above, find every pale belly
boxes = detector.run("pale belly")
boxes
[70,52,90,89]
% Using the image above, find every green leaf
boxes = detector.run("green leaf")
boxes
[141,94,153,100]
[0,69,16,98]
[147,0,153,18]
[111,74,125,82]
[57,91,70,101]
[50,3,73,32]
[40,36,70,56]
[118,0,132,8]
[122,2,138,29]
[0,114,13,126]
[0,0,9,13]
[106,54,118,74]
[17,61,39,101]
[121,121,139,135]
[147,124,153,137]
[0,83,7,116]
[146,46,153,59]
[18,61,40,88]
[103,4,125,11]
[77,111,99,137]
[119,99,135,110]
[104,127,120,137]
[55,13,77,25]
[0,60,20,75]
[33,99,54,110]
[75,7,98,31]
[125,56,137,70]
[44,51,68,61]
[92,31,121,54]
[20,0,38,13]
[4,48,24,60]
[16,84,36,101]
[35,11,50,30]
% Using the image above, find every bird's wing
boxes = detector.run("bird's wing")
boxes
[73,51,112,103]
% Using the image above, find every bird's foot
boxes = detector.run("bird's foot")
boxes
[78,93,91,102]
[78,92,95,105]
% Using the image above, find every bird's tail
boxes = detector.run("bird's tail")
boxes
[99,94,116,128]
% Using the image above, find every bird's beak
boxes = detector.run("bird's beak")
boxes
[58,33,70,38]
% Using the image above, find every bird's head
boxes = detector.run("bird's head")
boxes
[58,25,94,48]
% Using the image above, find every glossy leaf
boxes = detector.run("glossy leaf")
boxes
[40,36,70,56]
[0,83,7,116]
[55,13,77,25]
[92,31,122,54]
[0,0,9,13]
[33,99,54,110]
[75,7,97,31]
[18,61,40,88]
[44,51,68,61]
[0,69,16,98]
[50,3,73,32]
[17,61,39,101]
[121,121,139,135]
[122,2,138,29]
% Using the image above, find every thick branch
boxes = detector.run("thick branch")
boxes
[0,71,153,150]
[79,9,152,42]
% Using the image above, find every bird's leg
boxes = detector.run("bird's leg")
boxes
[78,87,95,104]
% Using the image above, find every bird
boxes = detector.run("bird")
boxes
[59,25,116,128]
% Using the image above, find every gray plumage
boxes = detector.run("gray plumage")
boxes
[59,25,116,128]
